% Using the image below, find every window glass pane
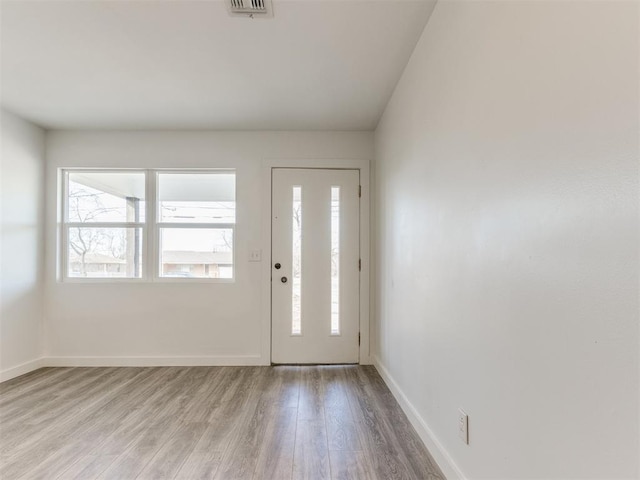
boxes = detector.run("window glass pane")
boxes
[67,227,143,278]
[292,186,302,335]
[160,228,233,279]
[68,172,146,223]
[158,173,235,224]
[331,187,340,335]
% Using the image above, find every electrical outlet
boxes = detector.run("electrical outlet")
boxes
[249,250,262,262]
[458,409,469,445]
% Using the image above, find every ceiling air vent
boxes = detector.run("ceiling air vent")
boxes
[227,0,273,18]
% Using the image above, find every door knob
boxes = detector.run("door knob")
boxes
[274,263,281,269]
[281,277,288,283]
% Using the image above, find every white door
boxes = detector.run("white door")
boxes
[272,168,360,364]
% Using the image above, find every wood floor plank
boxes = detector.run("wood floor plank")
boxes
[183,366,261,425]
[275,366,302,409]
[0,368,117,444]
[0,443,60,480]
[92,368,187,454]
[176,367,229,423]
[25,368,173,479]
[97,420,181,480]
[325,414,362,452]
[341,366,419,480]
[298,366,323,421]
[0,368,72,406]
[213,368,284,479]
[358,366,444,478]
[293,419,330,480]
[219,367,299,480]
[252,406,297,480]
[16,421,123,480]
[321,366,362,452]
[319,366,352,415]
[173,449,225,480]
[0,368,115,429]
[98,367,214,479]
[2,368,178,479]
[211,367,299,479]
[135,422,206,480]
[1,368,146,476]
[0,365,445,480]
[55,454,119,480]
[173,417,229,479]
[328,448,374,480]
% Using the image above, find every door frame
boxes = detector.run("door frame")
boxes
[260,158,371,365]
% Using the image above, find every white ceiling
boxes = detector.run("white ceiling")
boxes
[0,0,436,131]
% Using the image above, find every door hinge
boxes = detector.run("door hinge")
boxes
[358,185,362,198]
[358,333,361,346]
[358,259,361,271]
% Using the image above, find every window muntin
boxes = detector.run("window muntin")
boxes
[61,169,235,282]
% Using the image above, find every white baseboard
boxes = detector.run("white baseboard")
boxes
[44,355,266,367]
[372,356,466,480]
[0,357,45,382]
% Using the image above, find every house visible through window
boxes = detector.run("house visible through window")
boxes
[62,169,236,281]
[157,172,235,279]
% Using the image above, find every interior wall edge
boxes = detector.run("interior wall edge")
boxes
[0,108,46,374]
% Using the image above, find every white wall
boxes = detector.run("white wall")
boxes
[374,2,638,479]
[45,130,372,365]
[0,109,45,381]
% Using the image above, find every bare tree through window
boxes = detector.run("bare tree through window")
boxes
[67,179,142,277]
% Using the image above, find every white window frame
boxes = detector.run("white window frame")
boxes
[154,169,236,283]
[60,168,236,283]
[61,168,149,283]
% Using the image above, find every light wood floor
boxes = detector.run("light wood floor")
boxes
[0,366,444,480]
